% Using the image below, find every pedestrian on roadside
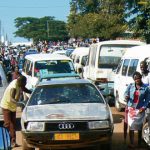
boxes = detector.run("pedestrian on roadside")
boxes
[0,75,32,148]
[140,60,150,86]
[140,60,150,136]
[10,55,18,71]
[12,65,21,80]
[124,71,150,148]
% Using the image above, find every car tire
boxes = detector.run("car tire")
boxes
[115,94,123,112]
[142,122,150,146]
[22,137,35,150]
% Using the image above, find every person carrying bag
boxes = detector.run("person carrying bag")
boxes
[124,71,150,148]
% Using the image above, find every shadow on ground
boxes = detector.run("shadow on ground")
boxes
[113,114,124,124]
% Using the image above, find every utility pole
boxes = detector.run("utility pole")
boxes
[47,20,50,38]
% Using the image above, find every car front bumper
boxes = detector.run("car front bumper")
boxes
[22,129,113,149]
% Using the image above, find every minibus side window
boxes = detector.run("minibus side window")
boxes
[121,59,130,76]
[127,59,139,77]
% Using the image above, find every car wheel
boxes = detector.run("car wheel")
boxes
[22,137,35,150]
[115,94,123,112]
[142,122,150,146]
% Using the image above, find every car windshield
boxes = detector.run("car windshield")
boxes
[98,44,137,69]
[28,83,104,106]
[34,60,75,77]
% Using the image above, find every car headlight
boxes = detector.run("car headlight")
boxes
[88,121,109,129]
[27,122,45,131]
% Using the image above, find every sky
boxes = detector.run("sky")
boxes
[0,0,70,43]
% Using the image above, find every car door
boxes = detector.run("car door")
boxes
[89,45,98,81]
[117,59,139,105]
[116,59,130,105]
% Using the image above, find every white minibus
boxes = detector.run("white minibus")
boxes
[114,44,150,111]
[71,47,89,75]
[83,40,145,103]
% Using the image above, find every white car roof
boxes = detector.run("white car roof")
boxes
[92,40,145,46]
[122,44,150,59]
[72,47,89,55]
[25,53,71,61]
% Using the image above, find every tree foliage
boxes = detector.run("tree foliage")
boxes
[67,0,127,41]
[14,0,150,43]
[14,16,69,42]
[125,0,150,43]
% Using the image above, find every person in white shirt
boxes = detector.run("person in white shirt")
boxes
[140,61,150,86]
[140,60,150,139]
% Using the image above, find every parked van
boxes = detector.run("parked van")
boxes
[22,53,76,90]
[71,47,89,62]
[71,47,89,75]
[114,44,150,111]
[83,40,145,103]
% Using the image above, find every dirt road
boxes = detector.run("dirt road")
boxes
[11,107,148,150]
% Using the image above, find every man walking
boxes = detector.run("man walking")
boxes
[0,75,32,148]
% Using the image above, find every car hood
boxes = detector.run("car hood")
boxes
[23,103,110,121]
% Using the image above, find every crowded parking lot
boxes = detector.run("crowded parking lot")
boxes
[0,43,150,150]
[1,0,150,149]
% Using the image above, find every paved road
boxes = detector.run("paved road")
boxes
[5,107,149,150]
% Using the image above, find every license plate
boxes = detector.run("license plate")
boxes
[54,133,79,140]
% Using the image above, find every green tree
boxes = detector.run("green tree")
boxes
[67,0,127,40]
[125,0,150,43]
[14,16,69,42]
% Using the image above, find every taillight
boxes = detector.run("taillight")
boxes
[96,78,108,83]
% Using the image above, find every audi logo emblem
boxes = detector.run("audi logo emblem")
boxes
[58,123,74,130]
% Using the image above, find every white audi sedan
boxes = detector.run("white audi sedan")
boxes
[21,79,114,150]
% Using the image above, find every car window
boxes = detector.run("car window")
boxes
[26,60,32,75]
[34,60,75,77]
[121,59,130,76]
[23,59,27,72]
[28,83,104,106]
[127,59,139,77]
